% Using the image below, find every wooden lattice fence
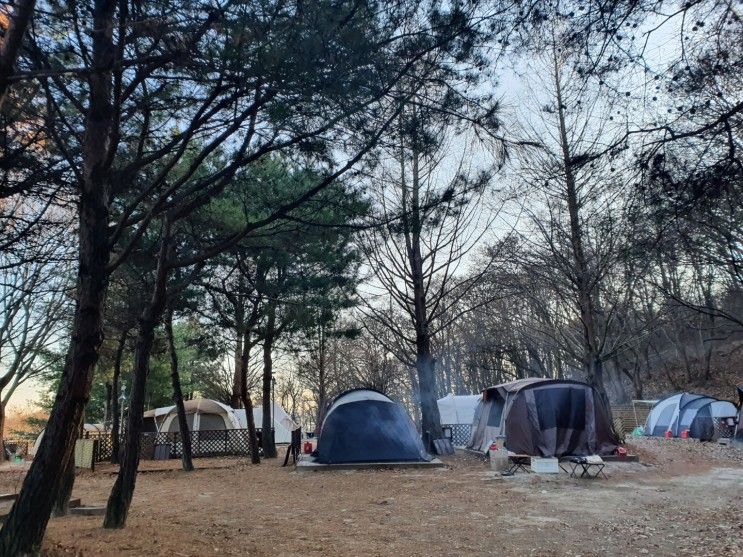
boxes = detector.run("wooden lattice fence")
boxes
[442,424,471,447]
[84,428,262,462]
[611,404,655,433]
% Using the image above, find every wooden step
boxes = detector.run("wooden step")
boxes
[69,506,106,516]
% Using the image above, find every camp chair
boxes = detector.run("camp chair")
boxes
[501,453,531,476]
[560,455,607,479]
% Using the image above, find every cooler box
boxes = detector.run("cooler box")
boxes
[531,457,559,474]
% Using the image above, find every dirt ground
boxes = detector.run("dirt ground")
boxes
[1,440,741,557]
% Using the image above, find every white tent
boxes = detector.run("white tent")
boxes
[30,423,105,456]
[437,394,481,425]
[235,402,299,444]
[160,399,240,432]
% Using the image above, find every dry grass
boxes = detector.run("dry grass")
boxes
[0,441,740,556]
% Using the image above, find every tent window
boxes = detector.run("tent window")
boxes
[200,414,226,430]
[168,413,195,432]
[487,400,504,427]
[534,388,586,430]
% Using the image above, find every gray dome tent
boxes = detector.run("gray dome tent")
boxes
[315,389,431,464]
[644,392,738,440]
[467,378,618,457]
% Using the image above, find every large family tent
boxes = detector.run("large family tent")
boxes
[234,402,299,444]
[160,398,241,432]
[644,392,738,440]
[467,378,618,458]
[315,388,431,464]
[734,387,743,447]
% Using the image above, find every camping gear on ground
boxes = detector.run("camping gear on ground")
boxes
[153,444,170,460]
[561,455,607,479]
[432,438,455,455]
[488,443,509,472]
[467,378,618,458]
[531,457,559,474]
[303,441,313,454]
[314,388,432,464]
[502,453,531,476]
[644,392,738,441]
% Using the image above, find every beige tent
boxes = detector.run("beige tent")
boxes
[143,406,174,432]
[159,399,240,432]
[30,423,105,456]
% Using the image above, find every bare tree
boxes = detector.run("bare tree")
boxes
[361,123,498,447]
[0,234,69,457]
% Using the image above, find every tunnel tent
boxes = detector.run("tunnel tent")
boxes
[437,394,481,426]
[644,392,738,440]
[160,398,240,432]
[467,378,618,458]
[315,388,431,464]
[234,402,299,444]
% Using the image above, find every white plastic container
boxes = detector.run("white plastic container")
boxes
[489,446,510,471]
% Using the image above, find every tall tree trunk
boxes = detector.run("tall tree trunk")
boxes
[407,147,442,450]
[0,398,5,463]
[230,297,245,408]
[164,308,194,472]
[261,302,277,458]
[53,417,82,517]
[0,0,37,111]
[239,330,260,464]
[110,330,127,464]
[104,220,172,529]
[314,324,327,433]
[52,426,78,518]
[0,1,116,551]
[104,383,112,426]
[552,47,611,412]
